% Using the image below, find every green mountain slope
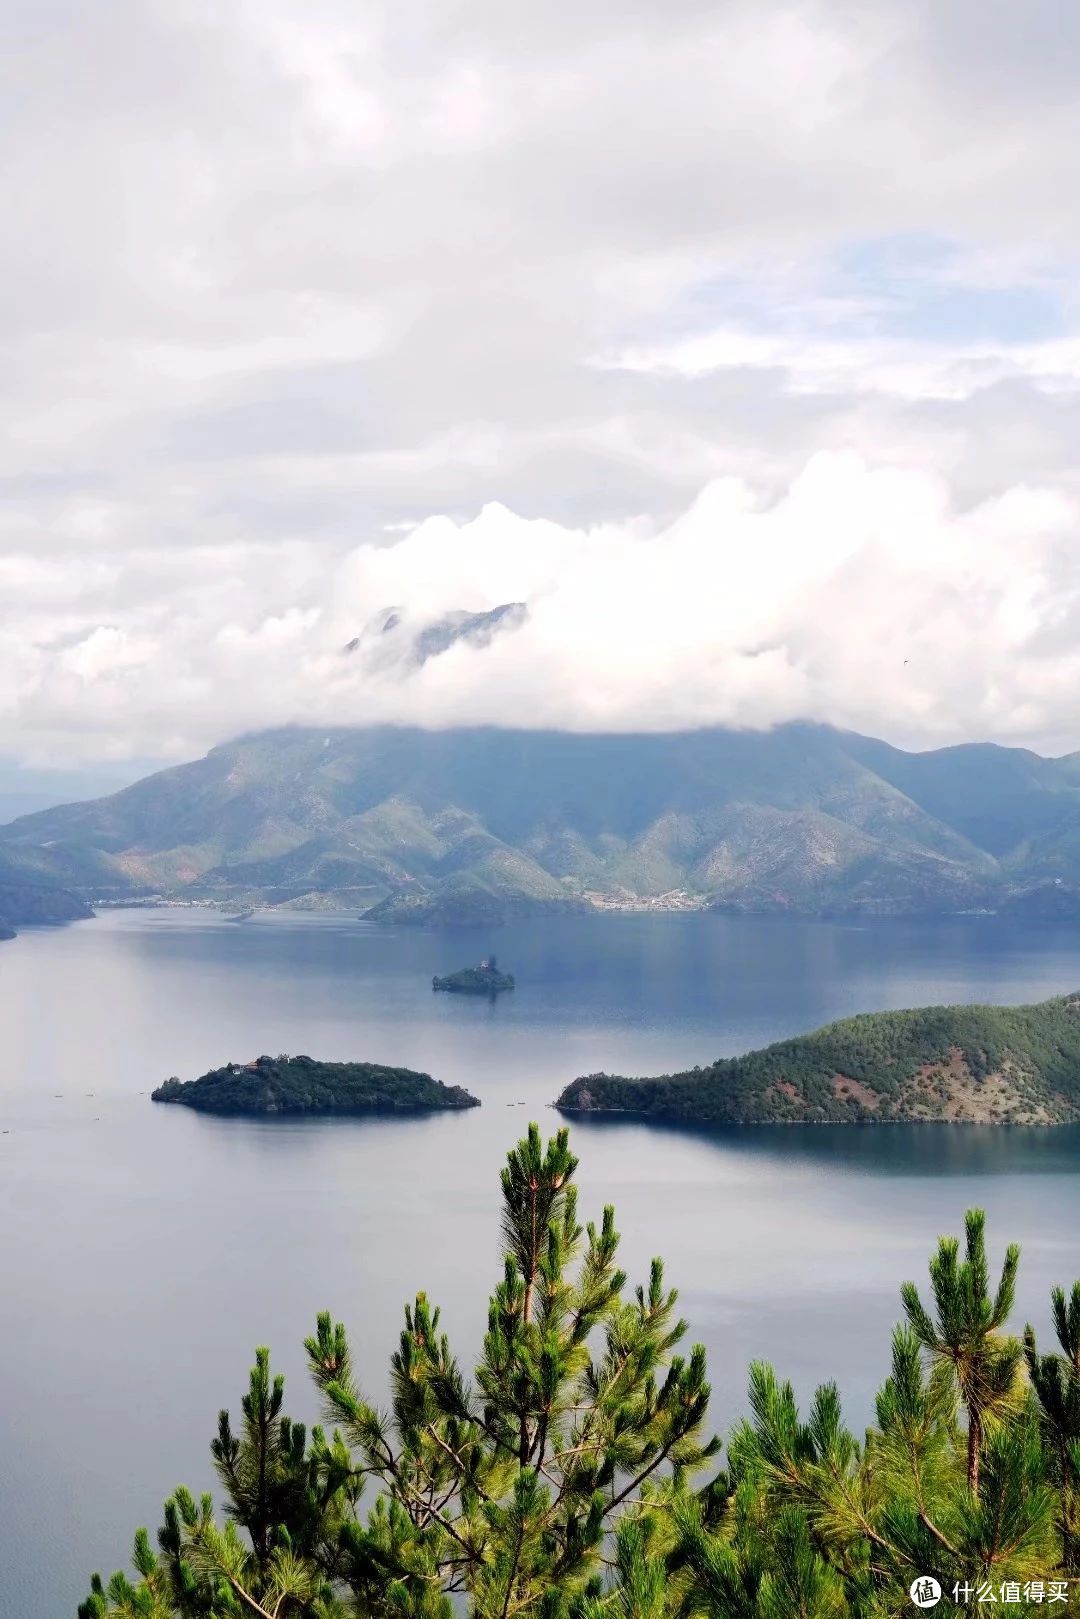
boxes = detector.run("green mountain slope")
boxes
[6,723,1080,920]
[555,994,1080,1125]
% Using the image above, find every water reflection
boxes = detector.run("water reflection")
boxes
[569,1114,1080,1176]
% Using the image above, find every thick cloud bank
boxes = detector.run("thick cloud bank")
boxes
[6,2,1080,767]
[5,453,1079,764]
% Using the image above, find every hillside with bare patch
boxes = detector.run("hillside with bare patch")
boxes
[557,995,1080,1125]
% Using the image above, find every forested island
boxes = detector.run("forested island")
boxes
[556,993,1080,1125]
[433,956,515,995]
[151,1054,480,1115]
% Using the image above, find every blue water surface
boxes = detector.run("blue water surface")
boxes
[4,908,1080,1617]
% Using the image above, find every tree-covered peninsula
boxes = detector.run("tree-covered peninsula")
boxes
[81,1127,1080,1618]
[557,993,1080,1125]
[151,1054,480,1116]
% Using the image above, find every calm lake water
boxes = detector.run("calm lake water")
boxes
[6,907,1080,1616]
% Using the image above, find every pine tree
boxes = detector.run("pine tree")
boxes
[629,1212,1055,1618]
[79,1343,360,1619]
[82,1127,717,1618]
[82,1166,1080,1619]
[900,1207,1023,1493]
[1025,1282,1080,1570]
[304,1122,717,1617]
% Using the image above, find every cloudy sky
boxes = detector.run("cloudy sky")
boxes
[4,0,1080,796]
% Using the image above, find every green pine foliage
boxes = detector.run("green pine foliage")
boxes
[557,994,1080,1123]
[83,1129,1080,1617]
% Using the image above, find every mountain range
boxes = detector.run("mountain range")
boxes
[6,722,1080,927]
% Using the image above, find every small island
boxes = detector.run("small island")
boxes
[556,993,1080,1126]
[152,1054,480,1116]
[433,955,515,996]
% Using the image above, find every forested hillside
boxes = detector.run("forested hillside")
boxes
[556,993,1080,1124]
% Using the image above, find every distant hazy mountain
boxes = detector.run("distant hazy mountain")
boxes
[0,756,151,822]
[0,847,93,938]
[0,752,147,933]
[6,723,1080,922]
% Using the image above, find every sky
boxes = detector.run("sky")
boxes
[5,0,1080,795]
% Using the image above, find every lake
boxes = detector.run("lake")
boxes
[5,907,1080,1616]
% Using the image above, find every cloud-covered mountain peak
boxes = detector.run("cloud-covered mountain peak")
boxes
[343,601,528,670]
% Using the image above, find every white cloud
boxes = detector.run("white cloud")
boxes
[5,1,1080,771]
[60,627,158,683]
[608,329,1080,402]
[5,452,1080,764]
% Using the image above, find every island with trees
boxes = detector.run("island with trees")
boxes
[432,954,515,995]
[151,1053,480,1116]
[557,992,1080,1125]
[82,1125,1080,1618]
